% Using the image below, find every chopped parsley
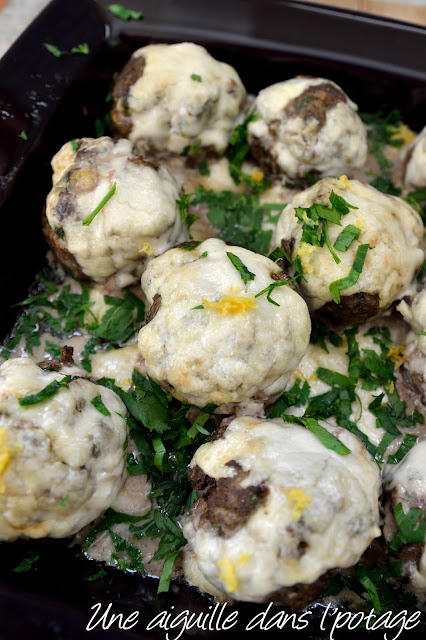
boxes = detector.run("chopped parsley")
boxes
[44,340,62,359]
[191,73,202,82]
[329,243,369,304]
[226,109,269,191]
[91,395,111,416]
[18,130,27,141]
[87,290,145,344]
[387,434,418,465]
[274,326,423,461]
[283,415,351,456]
[417,260,426,284]
[323,561,412,614]
[267,380,311,418]
[254,277,298,306]
[388,503,426,551]
[179,241,201,251]
[108,4,144,20]
[198,158,210,176]
[82,182,117,226]
[226,252,255,285]
[360,109,404,170]
[43,42,90,57]
[12,551,40,573]
[93,369,215,592]
[180,140,202,157]
[176,194,199,233]
[71,139,80,151]
[189,185,285,254]
[87,569,107,582]
[80,337,99,372]
[43,43,66,58]
[294,191,359,271]
[71,43,89,55]
[83,508,145,553]
[18,375,71,406]
[361,110,404,196]
[310,321,342,353]
[333,224,361,252]
[1,273,144,361]
[370,174,401,196]
[109,530,145,573]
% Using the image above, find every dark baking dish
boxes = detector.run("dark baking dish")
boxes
[1,0,426,638]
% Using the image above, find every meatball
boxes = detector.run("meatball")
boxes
[272,177,424,323]
[247,76,367,180]
[183,416,381,604]
[111,42,246,157]
[137,238,311,410]
[0,357,128,540]
[44,137,187,286]
[383,440,426,593]
[402,125,426,191]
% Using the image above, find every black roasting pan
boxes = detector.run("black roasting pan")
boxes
[0,0,426,637]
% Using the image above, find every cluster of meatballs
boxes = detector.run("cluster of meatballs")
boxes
[2,41,426,610]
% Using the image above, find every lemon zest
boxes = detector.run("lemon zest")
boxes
[202,294,259,315]
[285,487,312,520]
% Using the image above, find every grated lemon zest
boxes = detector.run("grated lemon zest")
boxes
[285,487,312,520]
[202,294,259,315]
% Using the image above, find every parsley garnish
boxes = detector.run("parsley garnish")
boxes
[388,503,426,551]
[18,375,71,406]
[18,131,27,141]
[226,252,255,285]
[387,434,418,465]
[310,321,342,353]
[323,561,410,614]
[87,569,107,582]
[360,110,403,170]
[80,337,99,373]
[198,158,210,176]
[108,4,144,20]
[83,509,145,553]
[91,395,111,416]
[71,139,80,151]
[179,241,201,251]
[180,140,202,157]
[82,182,117,226]
[88,291,145,343]
[176,194,199,233]
[190,185,284,254]
[370,174,402,196]
[361,110,404,196]
[267,380,310,418]
[226,109,269,191]
[329,243,369,304]
[43,42,89,57]
[43,43,66,58]
[255,277,298,306]
[294,191,358,268]
[191,73,202,82]
[94,373,215,593]
[71,43,89,55]
[12,551,40,573]
[44,340,62,359]
[98,370,170,433]
[158,550,181,594]
[109,531,145,573]
[333,224,361,252]
[283,415,351,455]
